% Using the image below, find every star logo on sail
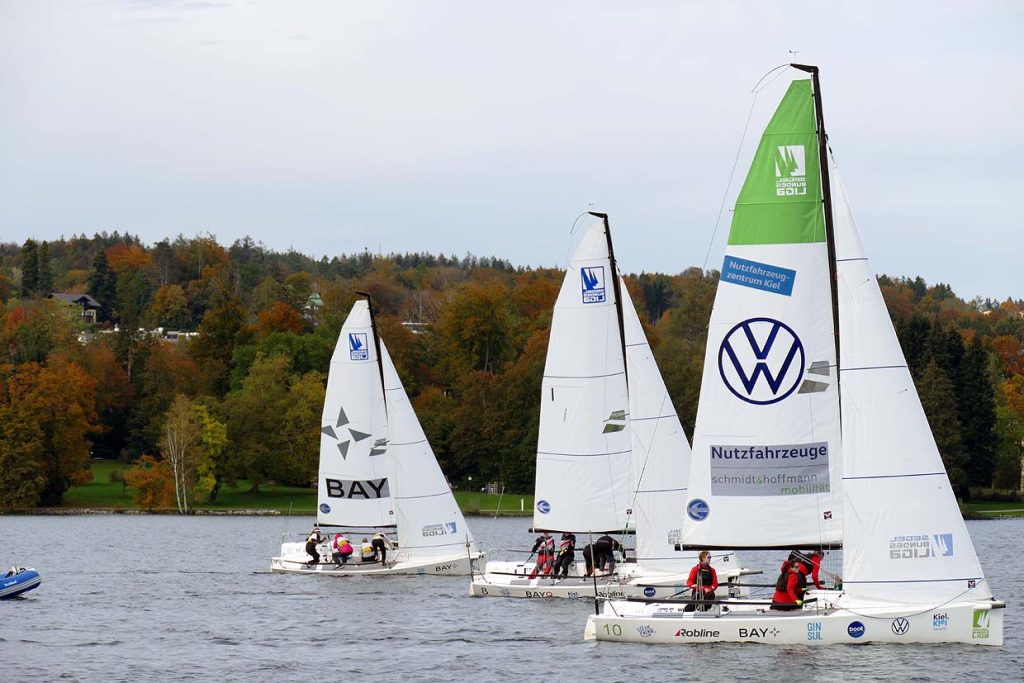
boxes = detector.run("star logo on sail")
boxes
[320,405,387,460]
[718,317,805,405]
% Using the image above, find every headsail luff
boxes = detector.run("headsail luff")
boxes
[621,277,695,571]
[383,340,478,560]
[832,163,991,604]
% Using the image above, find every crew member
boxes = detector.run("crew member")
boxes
[305,525,325,564]
[360,538,376,562]
[332,534,353,566]
[594,534,621,573]
[771,560,807,611]
[553,532,576,578]
[685,551,718,612]
[528,531,555,578]
[372,532,393,565]
[782,549,826,590]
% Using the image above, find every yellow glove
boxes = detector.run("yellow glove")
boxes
[796,600,803,606]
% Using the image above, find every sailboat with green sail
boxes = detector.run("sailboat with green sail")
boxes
[585,65,1004,645]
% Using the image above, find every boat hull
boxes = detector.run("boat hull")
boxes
[271,542,482,576]
[0,568,42,599]
[584,600,1004,646]
[470,566,756,601]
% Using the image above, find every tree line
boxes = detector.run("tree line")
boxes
[0,234,1020,509]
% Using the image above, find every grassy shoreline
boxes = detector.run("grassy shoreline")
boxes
[12,461,1023,518]
[28,460,534,516]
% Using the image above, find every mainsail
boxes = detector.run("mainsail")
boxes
[685,79,843,548]
[832,165,992,604]
[383,341,479,560]
[533,217,633,533]
[316,301,395,527]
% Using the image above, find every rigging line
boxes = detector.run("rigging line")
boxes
[836,583,983,620]
[484,482,506,551]
[701,93,759,271]
[564,210,592,268]
[701,63,794,272]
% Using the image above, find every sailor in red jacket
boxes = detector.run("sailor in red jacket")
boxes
[771,560,808,610]
[780,549,825,590]
[685,551,718,612]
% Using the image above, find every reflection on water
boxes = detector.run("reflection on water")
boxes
[3,515,1021,681]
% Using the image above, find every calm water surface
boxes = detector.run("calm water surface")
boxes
[2,515,1022,682]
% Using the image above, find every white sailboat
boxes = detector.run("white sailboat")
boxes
[472,214,748,599]
[272,296,483,576]
[586,66,1004,644]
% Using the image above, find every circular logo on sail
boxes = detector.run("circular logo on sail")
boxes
[718,317,805,405]
[536,500,551,514]
[847,621,866,638]
[644,586,657,598]
[319,503,331,514]
[687,499,710,522]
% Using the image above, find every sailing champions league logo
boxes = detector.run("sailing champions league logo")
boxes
[580,266,606,304]
[775,145,807,196]
[536,500,550,514]
[719,318,805,405]
[888,532,954,560]
[422,522,457,537]
[349,333,369,360]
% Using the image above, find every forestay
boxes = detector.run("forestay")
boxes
[316,301,395,528]
[685,79,842,548]
[832,165,991,604]
[383,343,479,560]
[533,219,633,533]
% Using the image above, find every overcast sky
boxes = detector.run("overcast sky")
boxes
[1,1,1020,300]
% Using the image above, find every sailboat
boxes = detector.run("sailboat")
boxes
[586,65,1004,644]
[471,214,749,599]
[271,296,483,576]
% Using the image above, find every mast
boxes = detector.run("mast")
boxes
[356,291,388,420]
[589,211,629,391]
[790,64,842,408]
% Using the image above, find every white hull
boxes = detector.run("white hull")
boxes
[470,564,757,601]
[584,599,1005,646]
[271,542,482,576]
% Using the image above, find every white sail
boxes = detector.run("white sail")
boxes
[383,342,479,561]
[833,166,992,604]
[685,79,843,549]
[533,219,633,533]
[316,301,394,527]
[622,280,698,572]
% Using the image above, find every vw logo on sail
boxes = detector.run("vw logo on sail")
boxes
[718,317,805,405]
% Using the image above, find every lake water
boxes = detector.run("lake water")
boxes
[2,515,1021,682]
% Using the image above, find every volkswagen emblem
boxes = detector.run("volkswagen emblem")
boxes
[719,317,805,405]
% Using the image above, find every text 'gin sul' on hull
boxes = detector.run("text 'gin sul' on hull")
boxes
[586,65,1004,645]
[271,295,482,576]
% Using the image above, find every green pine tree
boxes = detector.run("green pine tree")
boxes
[37,241,53,296]
[917,361,968,496]
[958,338,998,489]
[20,239,39,298]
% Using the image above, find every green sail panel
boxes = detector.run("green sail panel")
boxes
[729,79,824,246]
